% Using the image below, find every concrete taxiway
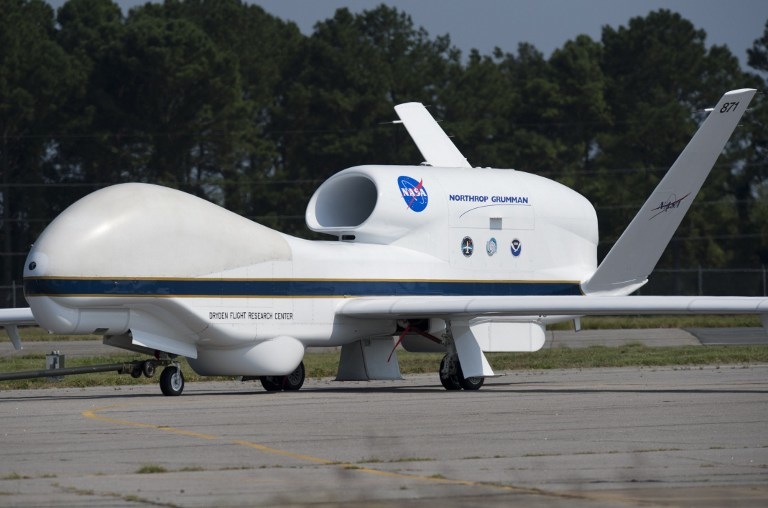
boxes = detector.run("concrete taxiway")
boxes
[0,364,766,507]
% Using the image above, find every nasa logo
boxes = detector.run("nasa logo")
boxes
[398,176,428,212]
[461,236,474,257]
[511,238,522,257]
[486,238,497,256]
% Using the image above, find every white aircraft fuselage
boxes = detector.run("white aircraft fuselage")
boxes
[11,89,764,394]
[23,164,596,377]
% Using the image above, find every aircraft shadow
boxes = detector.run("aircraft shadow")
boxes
[1,382,766,401]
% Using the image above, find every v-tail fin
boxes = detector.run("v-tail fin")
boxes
[582,88,757,295]
[394,102,471,168]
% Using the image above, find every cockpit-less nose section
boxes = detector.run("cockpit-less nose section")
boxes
[6,89,768,395]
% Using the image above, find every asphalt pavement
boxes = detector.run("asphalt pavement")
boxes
[0,365,766,507]
[0,328,766,506]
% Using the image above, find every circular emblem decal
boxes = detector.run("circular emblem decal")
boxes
[486,238,497,256]
[461,237,474,257]
[397,175,428,212]
[511,238,522,257]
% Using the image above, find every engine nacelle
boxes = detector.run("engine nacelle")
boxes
[306,164,598,273]
[305,165,446,246]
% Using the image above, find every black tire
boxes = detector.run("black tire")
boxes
[439,355,461,390]
[142,360,156,378]
[456,362,484,391]
[282,362,305,391]
[260,376,283,392]
[160,366,184,396]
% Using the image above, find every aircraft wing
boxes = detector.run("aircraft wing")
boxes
[340,294,768,379]
[338,295,768,320]
[0,307,37,350]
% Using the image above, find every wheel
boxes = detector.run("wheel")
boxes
[260,376,283,392]
[439,355,461,390]
[160,366,184,396]
[456,362,484,391]
[142,360,156,378]
[282,362,305,391]
[130,363,143,379]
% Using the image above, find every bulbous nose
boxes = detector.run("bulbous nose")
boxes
[22,183,291,334]
[23,183,290,280]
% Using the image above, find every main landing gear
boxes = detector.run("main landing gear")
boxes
[439,354,484,391]
[395,319,487,391]
[128,357,184,396]
[259,362,305,392]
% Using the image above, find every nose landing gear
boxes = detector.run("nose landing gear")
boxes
[129,356,185,396]
[159,364,185,396]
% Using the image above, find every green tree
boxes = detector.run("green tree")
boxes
[440,48,521,169]
[272,5,458,235]
[548,35,610,189]
[744,19,768,265]
[597,10,748,269]
[54,0,127,188]
[0,0,83,303]
[134,0,304,217]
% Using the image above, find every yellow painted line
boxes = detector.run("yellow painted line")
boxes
[230,440,336,465]
[82,407,219,441]
[81,405,565,498]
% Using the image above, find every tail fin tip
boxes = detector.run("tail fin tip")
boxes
[582,88,757,295]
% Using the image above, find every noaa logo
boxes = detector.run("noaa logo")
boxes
[486,238,497,256]
[398,175,428,212]
[511,239,522,257]
[461,237,474,257]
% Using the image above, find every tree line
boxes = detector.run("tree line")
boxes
[1,0,767,301]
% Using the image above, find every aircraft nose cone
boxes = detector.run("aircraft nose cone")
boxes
[22,183,291,280]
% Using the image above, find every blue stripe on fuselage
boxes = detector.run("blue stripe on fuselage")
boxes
[23,278,582,297]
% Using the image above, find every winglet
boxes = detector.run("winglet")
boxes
[0,307,37,350]
[6,325,23,350]
[582,89,757,295]
[394,103,471,168]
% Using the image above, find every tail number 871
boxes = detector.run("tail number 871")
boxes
[720,101,740,113]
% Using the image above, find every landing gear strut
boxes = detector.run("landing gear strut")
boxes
[136,354,183,396]
[437,320,485,391]
[439,355,461,390]
[259,362,305,392]
[124,357,185,396]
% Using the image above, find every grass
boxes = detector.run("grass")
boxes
[2,345,768,390]
[2,320,767,390]
[0,353,231,390]
[11,315,764,341]
[135,465,167,474]
[551,314,762,330]
[16,327,101,342]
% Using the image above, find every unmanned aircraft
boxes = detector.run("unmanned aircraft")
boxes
[2,88,766,395]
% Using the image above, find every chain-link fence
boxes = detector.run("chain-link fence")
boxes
[638,267,768,296]
[3,267,767,308]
